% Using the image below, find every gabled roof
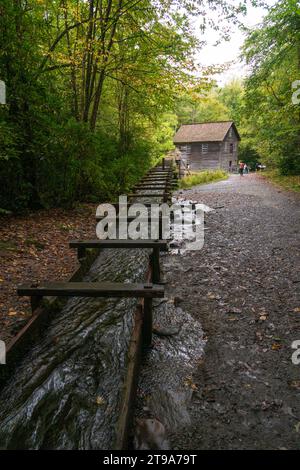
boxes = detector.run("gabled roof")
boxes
[173,121,241,144]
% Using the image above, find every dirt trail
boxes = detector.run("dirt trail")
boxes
[165,174,300,449]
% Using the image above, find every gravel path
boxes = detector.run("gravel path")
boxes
[165,173,300,449]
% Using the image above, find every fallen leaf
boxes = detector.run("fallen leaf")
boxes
[259,315,267,321]
[227,307,242,314]
[96,396,105,406]
[8,310,17,316]
[184,376,198,391]
[207,293,216,300]
[272,343,282,351]
[295,422,300,433]
[289,380,300,390]
[293,308,300,313]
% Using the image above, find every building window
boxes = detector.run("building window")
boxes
[181,145,191,154]
[202,143,208,154]
[230,143,234,154]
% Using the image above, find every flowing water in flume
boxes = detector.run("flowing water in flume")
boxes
[0,248,149,449]
[0,184,206,449]
[0,185,168,449]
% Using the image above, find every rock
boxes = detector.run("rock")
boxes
[226,307,242,314]
[174,296,183,306]
[134,418,169,450]
[153,325,181,337]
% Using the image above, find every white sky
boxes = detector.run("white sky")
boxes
[195,0,278,85]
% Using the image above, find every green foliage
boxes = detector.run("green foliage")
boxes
[0,0,212,212]
[238,141,260,170]
[264,170,300,192]
[242,0,300,175]
[175,88,229,125]
[2,0,297,214]
[179,170,228,189]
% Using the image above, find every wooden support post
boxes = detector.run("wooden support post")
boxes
[163,191,169,203]
[77,246,86,261]
[143,297,153,348]
[30,295,43,312]
[151,246,160,283]
[162,158,165,170]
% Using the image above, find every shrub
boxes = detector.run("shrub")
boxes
[179,170,228,189]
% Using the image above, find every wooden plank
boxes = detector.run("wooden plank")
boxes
[114,305,144,450]
[136,182,170,186]
[135,186,170,189]
[128,193,167,198]
[139,179,172,182]
[95,215,142,222]
[112,202,154,209]
[135,182,172,187]
[141,176,175,179]
[69,239,167,249]
[150,171,171,174]
[17,282,165,298]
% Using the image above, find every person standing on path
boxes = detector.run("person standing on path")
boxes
[243,163,249,175]
[239,161,245,176]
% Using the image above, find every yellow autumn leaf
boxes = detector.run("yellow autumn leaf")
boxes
[8,310,17,316]
[96,396,105,406]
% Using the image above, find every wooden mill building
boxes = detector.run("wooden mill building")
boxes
[173,121,240,171]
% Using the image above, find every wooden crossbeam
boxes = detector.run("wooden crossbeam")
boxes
[128,193,167,198]
[135,185,173,189]
[136,181,171,186]
[96,215,139,222]
[133,186,171,191]
[17,282,164,299]
[140,178,173,182]
[141,175,175,178]
[69,239,167,282]
[111,203,154,209]
[69,239,167,249]
[17,282,164,347]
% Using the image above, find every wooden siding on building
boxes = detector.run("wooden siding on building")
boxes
[174,122,239,172]
[176,132,239,171]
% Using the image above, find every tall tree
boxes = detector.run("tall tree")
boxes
[242,0,300,174]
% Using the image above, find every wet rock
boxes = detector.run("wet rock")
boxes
[134,418,169,450]
[153,325,181,337]
[174,296,184,306]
